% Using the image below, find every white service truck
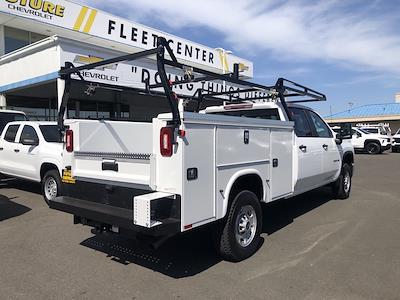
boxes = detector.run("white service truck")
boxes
[49,38,355,261]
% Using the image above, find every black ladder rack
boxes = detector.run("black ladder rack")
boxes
[58,37,326,130]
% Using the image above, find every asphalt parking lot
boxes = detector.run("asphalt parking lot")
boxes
[1,153,399,300]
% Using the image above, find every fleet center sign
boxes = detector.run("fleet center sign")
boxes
[0,0,253,77]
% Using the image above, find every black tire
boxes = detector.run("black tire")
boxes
[332,163,352,199]
[217,190,262,262]
[365,142,381,155]
[42,169,62,205]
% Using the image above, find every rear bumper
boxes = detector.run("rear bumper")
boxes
[49,184,181,237]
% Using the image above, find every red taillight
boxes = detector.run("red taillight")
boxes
[66,129,74,152]
[160,127,173,157]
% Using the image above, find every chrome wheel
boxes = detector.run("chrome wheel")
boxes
[44,177,58,200]
[343,170,351,193]
[235,205,257,247]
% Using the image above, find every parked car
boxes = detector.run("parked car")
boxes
[392,129,400,152]
[0,121,63,203]
[351,127,391,154]
[0,110,27,134]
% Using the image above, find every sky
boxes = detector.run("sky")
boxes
[80,0,400,116]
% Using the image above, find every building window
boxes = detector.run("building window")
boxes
[4,27,47,54]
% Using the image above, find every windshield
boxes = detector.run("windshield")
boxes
[396,129,400,135]
[362,128,379,134]
[0,112,26,134]
[358,128,371,134]
[209,108,281,120]
[39,125,60,143]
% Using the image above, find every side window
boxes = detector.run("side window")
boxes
[20,125,39,143]
[4,125,20,143]
[289,108,313,137]
[308,111,332,138]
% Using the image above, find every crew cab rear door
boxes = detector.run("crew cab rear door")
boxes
[0,124,20,176]
[306,110,341,183]
[16,125,40,181]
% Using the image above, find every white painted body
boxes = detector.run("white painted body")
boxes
[0,121,63,182]
[62,101,354,232]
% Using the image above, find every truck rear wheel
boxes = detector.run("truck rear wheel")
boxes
[42,170,62,205]
[332,163,352,199]
[218,190,262,262]
[365,142,381,154]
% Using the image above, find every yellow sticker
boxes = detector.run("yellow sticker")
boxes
[62,169,76,184]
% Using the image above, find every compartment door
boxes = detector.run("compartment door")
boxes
[182,124,216,227]
[270,128,294,200]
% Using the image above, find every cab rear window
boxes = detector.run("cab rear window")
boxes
[39,125,60,143]
[4,125,19,142]
[210,108,280,120]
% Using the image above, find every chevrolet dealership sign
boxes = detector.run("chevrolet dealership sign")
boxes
[0,0,253,77]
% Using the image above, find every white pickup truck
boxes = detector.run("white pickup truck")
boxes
[0,121,63,203]
[49,39,355,261]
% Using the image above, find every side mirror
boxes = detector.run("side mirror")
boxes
[335,134,342,145]
[21,138,39,146]
[339,123,352,140]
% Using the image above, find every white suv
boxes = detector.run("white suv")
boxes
[352,127,391,154]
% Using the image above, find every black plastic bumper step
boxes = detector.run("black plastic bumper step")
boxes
[49,196,180,235]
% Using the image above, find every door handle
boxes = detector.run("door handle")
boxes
[14,149,20,153]
[299,145,307,151]
[0,147,3,151]
[323,144,328,150]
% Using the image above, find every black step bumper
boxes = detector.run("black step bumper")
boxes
[49,196,180,237]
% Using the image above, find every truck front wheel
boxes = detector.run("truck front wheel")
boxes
[365,142,381,154]
[217,190,262,262]
[332,163,352,199]
[42,170,62,205]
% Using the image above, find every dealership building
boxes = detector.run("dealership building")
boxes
[325,97,400,133]
[0,0,253,121]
